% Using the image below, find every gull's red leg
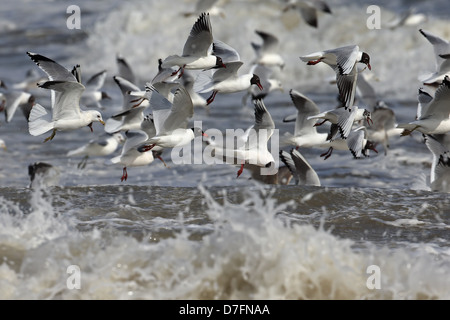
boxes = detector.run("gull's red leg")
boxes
[206,91,218,106]
[121,167,128,182]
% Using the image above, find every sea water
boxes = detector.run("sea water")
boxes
[0,0,449,300]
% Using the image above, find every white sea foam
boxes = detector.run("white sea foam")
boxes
[1,185,449,299]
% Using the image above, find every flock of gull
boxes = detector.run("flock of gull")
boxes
[1,3,450,191]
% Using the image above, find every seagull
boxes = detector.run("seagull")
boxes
[423,134,450,192]
[364,100,402,155]
[300,45,371,109]
[397,76,450,136]
[161,12,226,79]
[138,85,206,152]
[307,105,373,140]
[242,63,283,107]
[0,90,35,123]
[319,126,378,160]
[282,0,332,28]
[206,98,275,178]
[419,29,450,73]
[251,30,285,69]
[418,29,450,87]
[108,130,154,182]
[26,52,105,142]
[67,132,125,169]
[194,60,263,105]
[281,89,329,148]
[279,148,321,186]
[80,70,111,109]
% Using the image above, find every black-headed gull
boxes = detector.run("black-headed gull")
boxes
[138,85,206,152]
[67,132,124,169]
[319,126,378,160]
[108,130,154,182]
[307,105,372,140]
[242,64,283,107]
[300,45,371,109]
[206,98,275,178]
[251,30,285,69]
[194,61,263,105]
[418,29,450,87]
[280,148,321,186]
[423,134,450,192]
[80,70,111,110]
[26,52,105,142]
[281,89,328,148]
[161,12,226,79]
[398,76,450,136]
[282,0,332,28]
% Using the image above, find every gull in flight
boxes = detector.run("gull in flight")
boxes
[160,12,226,79]
[26,52,105,142]
[397,76,450,136]
[300,45,371,109]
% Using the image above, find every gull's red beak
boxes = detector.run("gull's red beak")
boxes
[367,63,372,71]
[257,83,263,91]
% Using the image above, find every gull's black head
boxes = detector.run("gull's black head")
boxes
[191,127,208,137]
[360,52,371,70]
[251,74,263,90]
[214,56,226,69]
[363,140,378,156]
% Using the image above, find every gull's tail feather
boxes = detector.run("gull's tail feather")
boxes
[28,103,54,136]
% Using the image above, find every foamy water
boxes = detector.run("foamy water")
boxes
[1,185,449,300]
